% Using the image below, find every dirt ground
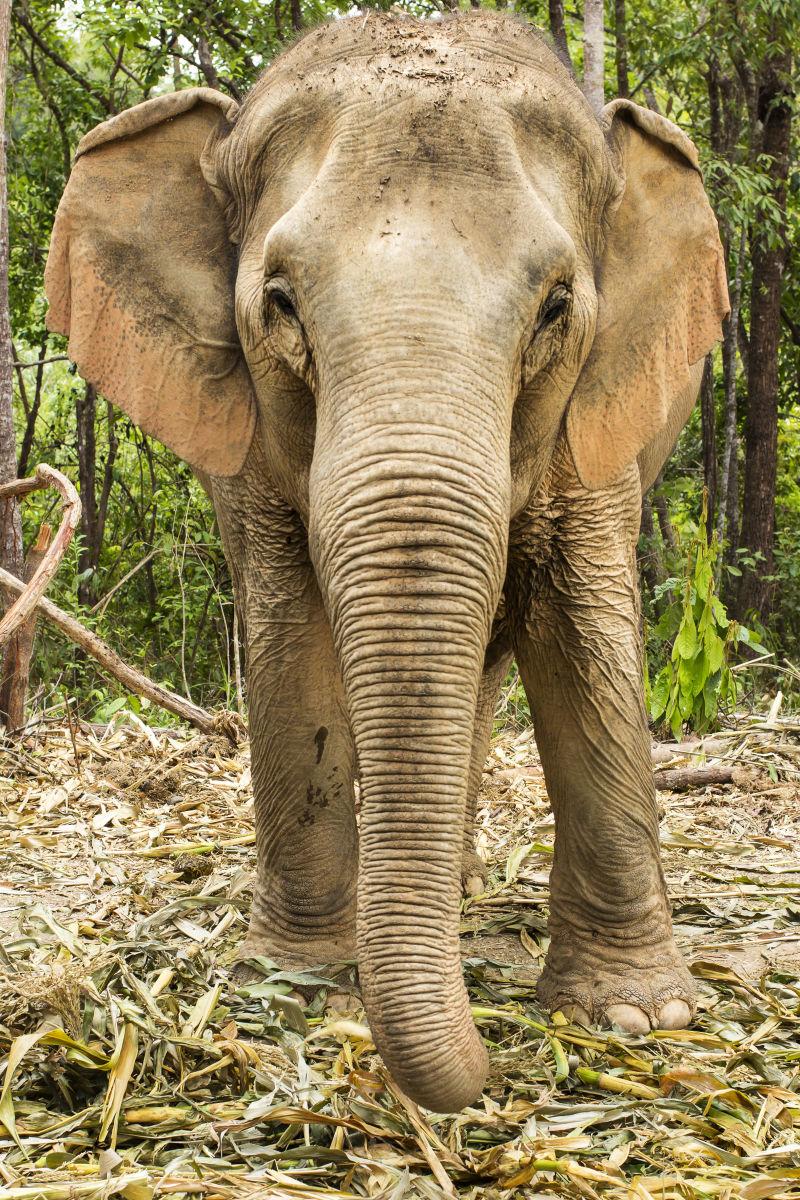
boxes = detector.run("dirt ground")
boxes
[0,713,799,1199]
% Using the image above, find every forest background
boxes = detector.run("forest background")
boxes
[1,0,798,731]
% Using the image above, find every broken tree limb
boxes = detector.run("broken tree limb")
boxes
[654,764,734,791]
[0,523,52,731]
[0,564,244,743]
[651,738,730,763]
[0,464,81,647]
[653,763,761,792]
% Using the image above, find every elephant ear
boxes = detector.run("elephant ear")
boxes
[566,99,729,490]
[45,88,256,477]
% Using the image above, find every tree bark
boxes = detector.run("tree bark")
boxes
[0,523,51,731]
[76,382,98,606]
[196,33,220,90]
[717,225,745,567]
[290,0,303,33]
[638,495,662,606]
[735,48,793,621]
[700,355,717,541]
[652,472,677,554]
[548,0,573,72]
[654,764,738,791]
[582,0,605,113]
[614,0,629,98]
[75,384,118,607]
[0,0,25,729]
[0,464,81,647]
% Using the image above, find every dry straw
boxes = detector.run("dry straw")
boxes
[0,711,798,1197]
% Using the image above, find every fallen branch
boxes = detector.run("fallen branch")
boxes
[654,764,735,791]
[0,464,81,647]
[651,738,731,764]
[0,565,243,743]
[654,763,761,792]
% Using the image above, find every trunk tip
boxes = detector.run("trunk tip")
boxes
[378,1023,488,1113]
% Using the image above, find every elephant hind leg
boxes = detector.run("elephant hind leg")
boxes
[461,626,513,896]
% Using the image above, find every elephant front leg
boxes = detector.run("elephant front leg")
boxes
[509,465,693,1033]
[231,526,358,970]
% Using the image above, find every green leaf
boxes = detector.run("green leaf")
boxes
[649,667,671,722]
[673,611,698,660]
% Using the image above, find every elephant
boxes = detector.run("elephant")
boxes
[44,11,729,1112]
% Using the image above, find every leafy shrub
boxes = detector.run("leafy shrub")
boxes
[646,503,762,739]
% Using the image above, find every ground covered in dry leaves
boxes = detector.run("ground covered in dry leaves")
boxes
[0,712,799,1199]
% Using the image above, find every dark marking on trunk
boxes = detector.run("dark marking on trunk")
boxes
[314,725,329,763]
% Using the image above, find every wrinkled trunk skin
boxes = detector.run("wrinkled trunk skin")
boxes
[308,364,510,1111]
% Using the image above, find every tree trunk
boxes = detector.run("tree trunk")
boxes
[290,0,302,33]
[717,225,745,569]
[638,495,663,609]
[582,0,605,113]
[614,0,629,98]
[0,523,51,731]
[76,382,98,606]
[700,355,717,541]
[0,0,25,729]
[735,48,793,621]
[548,0,573,72]
[652,472,677,554]
[74,386,118,607]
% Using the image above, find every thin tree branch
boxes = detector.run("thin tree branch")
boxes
[14,8,113,114]
[0,465,81,647]
[0,563,243,742]
[12,354,68,369]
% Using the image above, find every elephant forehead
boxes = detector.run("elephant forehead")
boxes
[221,12,606,200]
[243,10,573,101]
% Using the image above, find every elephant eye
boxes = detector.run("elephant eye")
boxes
[265,280,298,323]
[537,283,571,333]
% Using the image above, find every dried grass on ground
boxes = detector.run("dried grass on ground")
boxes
[0,712,799,1199]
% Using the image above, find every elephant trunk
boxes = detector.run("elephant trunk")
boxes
[309,389,510,1111]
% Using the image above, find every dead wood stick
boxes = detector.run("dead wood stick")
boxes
[0,524,52,731]
[0,464,81,647]
[651,738,730,763]
[654,764,738,791]
[0,564,242,742]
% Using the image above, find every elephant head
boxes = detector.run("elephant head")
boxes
[46,13,728,1110]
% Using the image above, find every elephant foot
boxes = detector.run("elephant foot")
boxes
[462,849,489,897]
[231,927,357,981]
[537,934,695,1034]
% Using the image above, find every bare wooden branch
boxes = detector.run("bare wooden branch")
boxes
[12,354,68,369]
[0,564,243,742]
[90,548,158,616]
[0,464,81,647]
[651,738,730,763]
[13,8,113,113]
[654,763,761,791]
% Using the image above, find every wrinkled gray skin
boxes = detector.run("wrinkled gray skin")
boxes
[46,12,728,1112]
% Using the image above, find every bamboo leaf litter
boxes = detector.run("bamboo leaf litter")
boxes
[0,713,798,1196]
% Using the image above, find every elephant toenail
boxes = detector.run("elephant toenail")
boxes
[604,1003,651,1034]
[656,999,691,1029]
[464,874,485,896]
[560,1003,591,1026]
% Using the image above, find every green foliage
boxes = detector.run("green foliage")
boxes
[646,505,762,739]
[4,0,799,723]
